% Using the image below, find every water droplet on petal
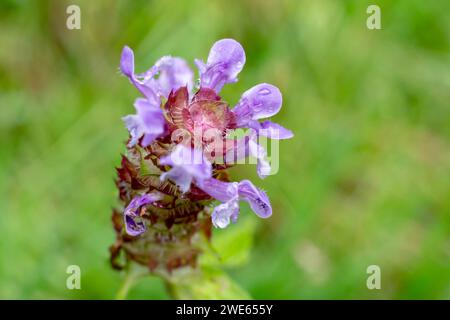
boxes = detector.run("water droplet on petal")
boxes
[258,88,271,95]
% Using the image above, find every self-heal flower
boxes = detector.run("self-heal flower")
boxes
[120,46,194,102]
[120,46,159,104]
[231,83,293,178]
[146,56,194,98]
[233,83,293,139]
[112,38,292,273]
[160,145,212,193]
[122,98,166,147]
[198,178,272,228]
[124,193,161,236]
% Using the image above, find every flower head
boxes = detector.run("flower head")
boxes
[112,38,292,272]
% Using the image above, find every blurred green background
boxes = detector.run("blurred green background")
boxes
[0,0,449,299]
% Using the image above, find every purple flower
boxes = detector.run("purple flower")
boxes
[118,38,290,232]
[120,46,193,102]
[233,83,282,125]
[122,98,166,147]
[231,83,293,178]
[120,46,194,148]
[223,133,272,179]
[147,56,194,98]
[195,39,246,93]
[124,193,162,236]
[160,145,212,193]
[198,178,272,228]
[233,83,293,139]
[120,46,159,105]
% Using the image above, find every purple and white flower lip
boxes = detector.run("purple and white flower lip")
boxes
[195,39,246,93]
[198,178,272,228]
[118,38,292,233]
[233,83,283,126]
[120,46,193,103]
[159,145,212,193]
[122,98,166,147]
[232,83,293,139]
[124,193,162,236]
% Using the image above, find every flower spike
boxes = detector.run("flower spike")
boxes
[112,39,291,273]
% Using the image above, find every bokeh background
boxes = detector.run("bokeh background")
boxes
[0,0,449,299]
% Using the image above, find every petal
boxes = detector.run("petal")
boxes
[197,178,238,202]
[198,39,246,92]
[248,137,271,179]
[154,56,194,98]
[206,39,246,73]
[160,145,210,173]
[123,98,166,147]
[238,180,272,218]
[194,58,207,74]
[119,46,160,103]
[141,133,159,147]
[124,193,161,236]
[125,215,146,236]
[258,120,293,139]
[120,46,134,77]
[233,83,282,125]
[257,156,271,179]
[160,145,212,192]
[134,98,165,135]
[160,167,193,193]
[211,199,239,228]
[122,114,143,147]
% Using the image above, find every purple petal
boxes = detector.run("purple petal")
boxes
[233,83,282,126]
[238,180,272,218]
[122,114,143,146]
[197,39,246,92]
[197,178,238,202]
[135,98,165,136]
[248,137,271,179]
[160,167,193,193]
[120,46,134,77]
[211,199,239,228]
[141,133,159,147]
[160,145,212,193]
[258,120,293,139]
[257,159,271,179]
[199,178,272,226]
[125,215,146,236]
[153,56,193,98]
[122,98,166,147]
[119,46,160,104]
[124,193,161,236]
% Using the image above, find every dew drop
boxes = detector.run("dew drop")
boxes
[258,88,271,95]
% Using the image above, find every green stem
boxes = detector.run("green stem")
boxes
[115,269,140,300]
